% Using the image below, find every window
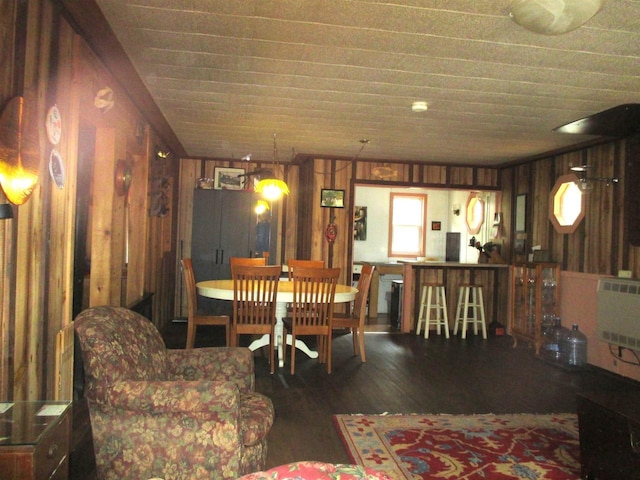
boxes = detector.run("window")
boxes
[465,192,485,234]
[549,173,585,233]
[389,193,427,257]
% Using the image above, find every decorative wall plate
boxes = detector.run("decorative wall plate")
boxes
[45,105,62,145]
[115,160,132,196]
[49,148,65,189]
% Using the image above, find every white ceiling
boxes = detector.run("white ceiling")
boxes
[94,0,640,166]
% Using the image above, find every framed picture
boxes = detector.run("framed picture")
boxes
[354,206,367,240]
[214,167,245,190]
[320,189,345,208]
[514,238,526,255]
[515,194,527,232]
[431,221,441,231]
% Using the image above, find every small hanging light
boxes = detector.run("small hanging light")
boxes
[255,199,270,215]
[255,133,290,200]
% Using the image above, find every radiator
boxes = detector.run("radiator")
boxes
[596,278,640,349]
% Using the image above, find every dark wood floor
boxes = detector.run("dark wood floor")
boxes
[161,319,637,469]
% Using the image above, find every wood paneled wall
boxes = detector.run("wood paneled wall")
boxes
[502,137,638,277]
[0,0,179,401]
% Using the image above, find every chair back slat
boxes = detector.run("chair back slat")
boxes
[287,259,325,280]
[181,258,198,317]
[291,267,339,328]
[232,265,280,327]
[230,257,267,267]
[352,264,375,320]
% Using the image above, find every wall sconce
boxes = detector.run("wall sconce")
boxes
[255,200,270,215]
[0,96,39,205]
[570,165,619,192]
[452,204,460,216]
[155,145,171,161]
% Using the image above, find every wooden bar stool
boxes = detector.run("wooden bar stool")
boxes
[416,283,450,338]
[453,284,487,339]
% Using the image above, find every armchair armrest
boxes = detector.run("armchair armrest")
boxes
[98,379,241,417]
[166,347,255,393]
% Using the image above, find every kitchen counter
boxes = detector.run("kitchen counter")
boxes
[400,262,509,333]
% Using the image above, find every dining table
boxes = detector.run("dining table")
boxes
[196,278,358,367]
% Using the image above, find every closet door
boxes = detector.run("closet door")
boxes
[192,189,219,285]
[215,190,256,279]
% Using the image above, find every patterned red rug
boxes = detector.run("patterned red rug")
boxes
[333,413,580,480]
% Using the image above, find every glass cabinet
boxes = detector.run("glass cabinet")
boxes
[509,263,560,354]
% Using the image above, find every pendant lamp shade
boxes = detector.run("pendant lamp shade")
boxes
[255,178,289,201]
[255,133,290,200]
[509,0,604,35]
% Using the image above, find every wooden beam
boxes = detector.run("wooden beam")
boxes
[54,0,186,158]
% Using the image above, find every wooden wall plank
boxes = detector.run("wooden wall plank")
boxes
[89,127,116,306]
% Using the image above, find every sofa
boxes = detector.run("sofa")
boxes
[75,305,274,480]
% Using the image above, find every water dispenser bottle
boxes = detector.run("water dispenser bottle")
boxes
[560,324,588,368]
[542,317,567,362]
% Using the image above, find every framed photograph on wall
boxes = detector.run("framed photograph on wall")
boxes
[320,189,345,208]
[432,221,441,231]
[214,167,245,190]
[354,206,367,240]
[514,238,526,255]
[515,194,527,232]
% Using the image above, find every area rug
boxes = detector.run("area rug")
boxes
[333,413,580,480]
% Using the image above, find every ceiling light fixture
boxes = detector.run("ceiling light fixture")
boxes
[570,165,618,191]
[254,133,290,201]
[412,101,428,112]
[509,0,604,35]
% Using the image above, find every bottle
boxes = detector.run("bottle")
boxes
[542,317,564,362]
[560,324,588,368]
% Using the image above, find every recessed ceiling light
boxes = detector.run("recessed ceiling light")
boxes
[412,101,428,112]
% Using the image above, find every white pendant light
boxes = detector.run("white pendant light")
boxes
[509,0,604,35]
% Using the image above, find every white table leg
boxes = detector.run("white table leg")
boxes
[248,301,318,368]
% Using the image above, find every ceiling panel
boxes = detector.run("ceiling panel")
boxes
[93,0,640,165]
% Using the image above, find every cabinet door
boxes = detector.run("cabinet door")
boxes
[216,190,257,278]
[192,189,219,283]
[192,189,278,279]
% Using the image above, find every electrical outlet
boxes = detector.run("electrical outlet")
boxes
[618,270,632,278]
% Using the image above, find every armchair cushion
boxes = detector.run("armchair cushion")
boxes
[75,306,274,480]
[166,347,255,393]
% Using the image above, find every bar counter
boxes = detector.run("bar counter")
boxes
[400,262,509,333]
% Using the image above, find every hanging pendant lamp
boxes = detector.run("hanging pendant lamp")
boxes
[255,133,290,200]
[509,0,604,35]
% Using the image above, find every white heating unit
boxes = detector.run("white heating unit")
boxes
[596,278,640,349]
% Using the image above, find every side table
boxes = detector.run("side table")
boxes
[0,401,71,480]
[577,391,640,480]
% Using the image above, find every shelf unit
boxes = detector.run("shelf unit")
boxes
[509,262,560,354]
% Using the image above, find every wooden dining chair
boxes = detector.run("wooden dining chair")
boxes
[181,258,231,348]
[283,266,340,374]
[231,264,281,373]
[332,264,375,362]
[230,257,267,267]
[287,259,325,280]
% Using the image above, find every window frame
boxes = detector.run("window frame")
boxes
[388,192,427,258]
[549,173,585,234]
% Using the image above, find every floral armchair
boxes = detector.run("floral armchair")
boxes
[74,306,274,480]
